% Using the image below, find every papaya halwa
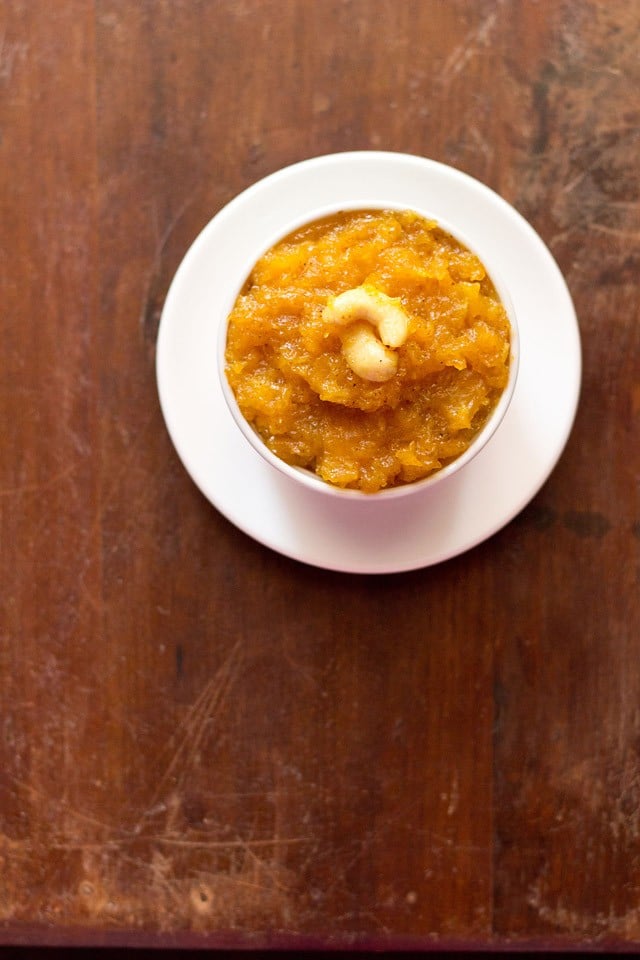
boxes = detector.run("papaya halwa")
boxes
[224,209,511,493]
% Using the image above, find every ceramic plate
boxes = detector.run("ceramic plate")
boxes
[156,152,581,574]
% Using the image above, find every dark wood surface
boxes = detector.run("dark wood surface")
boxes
[1,0,639,949]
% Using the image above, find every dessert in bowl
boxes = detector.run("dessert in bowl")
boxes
[218,202,519,499]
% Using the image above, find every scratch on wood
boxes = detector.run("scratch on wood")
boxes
[5,772,119,836]
[49,835,308,852]
[138,191,197,337]
[589,223,640,240]
[136,640,244,831]
[0,464,78,498]
[439,1,504,85]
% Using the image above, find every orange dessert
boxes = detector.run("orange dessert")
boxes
[224,209,511,493]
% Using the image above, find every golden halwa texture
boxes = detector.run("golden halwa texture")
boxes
[224,209,511,493]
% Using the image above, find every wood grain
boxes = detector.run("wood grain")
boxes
[1,0,638,948]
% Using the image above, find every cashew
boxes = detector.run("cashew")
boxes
[323,285,408,348]
[322,285,409,383]
[340,322,398,383]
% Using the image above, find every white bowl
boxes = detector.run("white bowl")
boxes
[217,200,519,500]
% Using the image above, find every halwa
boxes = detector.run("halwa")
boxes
[224,209,511,493]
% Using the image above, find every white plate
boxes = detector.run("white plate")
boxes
[156,152,581,574]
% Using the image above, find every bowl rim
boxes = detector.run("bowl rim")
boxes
[217,199,520,500]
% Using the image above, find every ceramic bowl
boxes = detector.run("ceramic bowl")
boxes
[217,198,519,500]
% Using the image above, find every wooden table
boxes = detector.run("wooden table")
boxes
[1,0,638,950]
